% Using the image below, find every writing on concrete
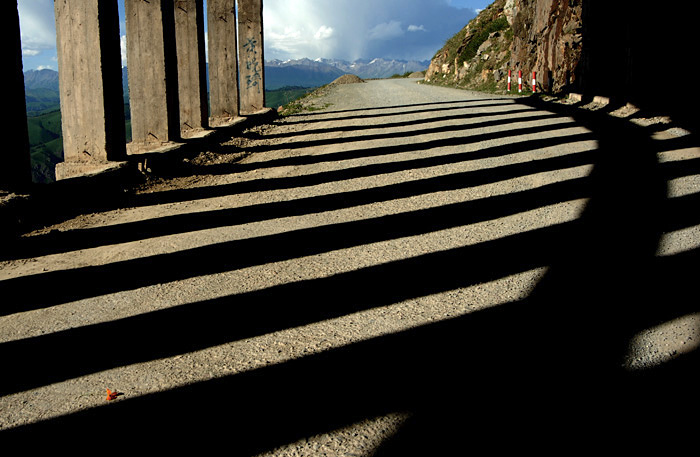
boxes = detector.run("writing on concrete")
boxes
[243,38,262,93]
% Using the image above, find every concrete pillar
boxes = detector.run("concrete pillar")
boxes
[207,0,245,127]
[238,0,266,114]
[53,0,127,180]
[174,0,212,139]
[5,0,32,190]
[125,0,182,155]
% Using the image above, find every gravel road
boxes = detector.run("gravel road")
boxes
[1,78,698,453]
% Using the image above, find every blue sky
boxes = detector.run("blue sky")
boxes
[18,0,490,71]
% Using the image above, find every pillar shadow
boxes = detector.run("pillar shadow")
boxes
[237,112,566,155]
[373,107,700,454]
[120,114,580,209]
[2,98,698,454]
[279,98,508,123]
[0,99,548,243]
[4,130,595,260]
[0,140,597,317]
[261,106,538,140]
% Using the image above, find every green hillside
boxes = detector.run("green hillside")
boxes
[25,88,62,115]
[25,86,313,183]
[26,110,63,183]
[265,86,315,109]
[25,99,131,183]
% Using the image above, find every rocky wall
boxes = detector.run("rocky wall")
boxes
[509,0,582,93]
[426,0,583,94]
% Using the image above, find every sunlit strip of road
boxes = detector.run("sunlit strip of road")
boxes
[0,192,590,344]
[0,266,549,429]
[625,312,700,371]
[0,146,595,278]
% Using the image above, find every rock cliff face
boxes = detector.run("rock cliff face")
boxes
[509,0,583,93]
[425,0,583,94]
[426,0,699,130]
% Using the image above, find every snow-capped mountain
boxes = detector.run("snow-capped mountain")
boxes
[265,58,429,89]
[323,58,430,79]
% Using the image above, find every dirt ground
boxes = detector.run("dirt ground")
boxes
[1,79,698,453]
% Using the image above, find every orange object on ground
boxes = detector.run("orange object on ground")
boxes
[106,388,121,401]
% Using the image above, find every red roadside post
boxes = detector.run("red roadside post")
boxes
[507,69,511,91]
[532,71,537,93]
[518,70,522,93]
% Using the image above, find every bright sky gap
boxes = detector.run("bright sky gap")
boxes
[17,0,490,70]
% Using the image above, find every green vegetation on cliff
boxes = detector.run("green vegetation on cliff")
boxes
[427,0,515,94]
[426,4,542,95]
[427,0,584,96]
[456,15,510,66]
[434,0,510,66]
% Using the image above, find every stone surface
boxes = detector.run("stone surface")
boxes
[54,0,126,164]
[125,0,181,150]
[207,0,242,126]
[174,0,210,136]
[238,0,266,114]
[54,161,128,181]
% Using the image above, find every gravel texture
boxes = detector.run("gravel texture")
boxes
[1,79,698,453]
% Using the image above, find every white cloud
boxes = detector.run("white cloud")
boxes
[268,27,306,55]
[314,25,334,40]
[17,0,56,55]
[368,21,404,40]
[263,0,477,62]
[120,35,127,66]
[274,27,303,41]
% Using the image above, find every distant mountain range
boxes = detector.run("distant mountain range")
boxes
[24,57,429,95]
[23,68,61,91]
[265,58,429,89]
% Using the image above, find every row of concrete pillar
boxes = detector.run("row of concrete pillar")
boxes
[5,0,265,189]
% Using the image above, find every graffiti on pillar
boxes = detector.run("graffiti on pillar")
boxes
[243,37,258,57]
[243,37,262,93]
[245,59,262,92]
